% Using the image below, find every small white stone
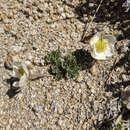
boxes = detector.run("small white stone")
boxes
[58,119,63,126]
[11,46,22,53]
[0,26,4,33]
[58,107,63,114]
[61,13,66,18]
[76,72,83,82]
[98,114,104,121]
[127,103,130,109]
[89,3,94,7]
[79,89,82,93]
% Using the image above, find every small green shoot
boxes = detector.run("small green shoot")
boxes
[45,49,81,80]
[106,123,122,130]
[106,126,113,130]
[115,124,122,130]
[62,54,81,79]
[45,49,61,65]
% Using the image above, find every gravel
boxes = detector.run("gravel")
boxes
[0,0,130,129]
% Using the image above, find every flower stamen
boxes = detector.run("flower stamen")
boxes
[95,39,107,53]
[18,67,25,79]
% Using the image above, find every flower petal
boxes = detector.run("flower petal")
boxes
[19,74,27,87]
[90,32,116,60]
[21,61,31,77]
[12,63,22,78]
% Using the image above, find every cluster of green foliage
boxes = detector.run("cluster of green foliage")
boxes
[45,49,81,80]
[115,124,122,130]
[106,123,122,130]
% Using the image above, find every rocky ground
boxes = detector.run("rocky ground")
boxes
[0,0,130,130]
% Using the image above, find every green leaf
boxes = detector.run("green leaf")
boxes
[115,124,122,130]
[45,50,81,80]
[45,49,61,65]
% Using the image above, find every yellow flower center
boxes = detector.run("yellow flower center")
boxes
[18,67,25,78]
[95,39,107,53]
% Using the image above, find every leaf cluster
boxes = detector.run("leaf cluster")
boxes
[106,123,122,130]
[45,49,81,80]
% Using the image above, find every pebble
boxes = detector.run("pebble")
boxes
[58,107,63,114]
[70,18,75,23]
[4,25,11,32]
[122,87,130,110]
[76,72,84,82]
[128,53,130,61]
[0,26,4,33]
[61,13,66,18]
[89,3,95,7]
[98,113,104,121]
[90,64,98,74]
[1,13,8,22]
[32,106,43,113]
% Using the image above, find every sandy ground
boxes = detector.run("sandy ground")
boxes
[0,0,130,129]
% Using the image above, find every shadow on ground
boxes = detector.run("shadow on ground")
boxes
[115,44,130,76]
[101,44,130,129]
[106,80,130,98]
[122,108,130,120]
[96,118,114,130]
[5,77,21,99]
[64,0,130,40]
[105,44,130,96]
[72,49,96,70]
[97,107,130,130]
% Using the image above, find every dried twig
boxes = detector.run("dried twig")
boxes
[105,57,119,88]
[30,74,52,81]
[81,0,104,41]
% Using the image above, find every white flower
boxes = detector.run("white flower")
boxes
[13,61,32,87]
[90,32,116,60]
[122,0,130,12]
